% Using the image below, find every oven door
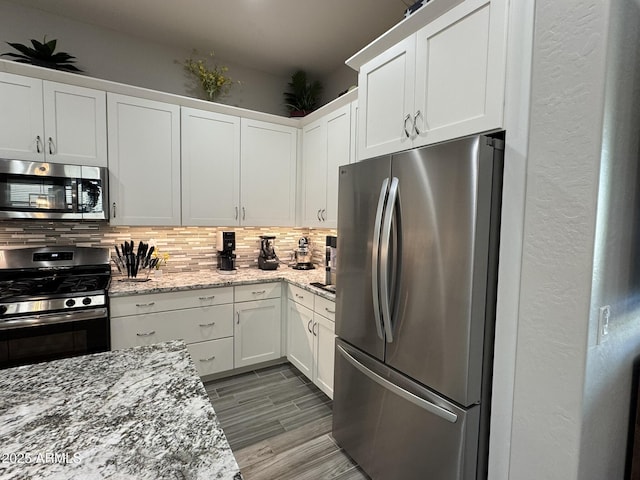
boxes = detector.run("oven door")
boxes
[0,308,110,369]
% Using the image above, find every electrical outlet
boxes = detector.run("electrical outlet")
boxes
[597,305,611,345]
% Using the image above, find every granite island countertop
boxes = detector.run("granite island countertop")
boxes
[0,341,242,480]
[109,266,336,301]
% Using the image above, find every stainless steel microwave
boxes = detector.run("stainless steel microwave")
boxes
[0,159,108,220]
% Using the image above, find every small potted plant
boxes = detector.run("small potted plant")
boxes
[2,37,83,72]
[183,50,237,102]
[283,70,323,117]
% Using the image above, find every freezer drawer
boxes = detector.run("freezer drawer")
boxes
[333,340,480,480]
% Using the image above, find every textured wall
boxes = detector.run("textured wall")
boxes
[0,1,290,115]
[509,1,609,479]
[0,221,335,273]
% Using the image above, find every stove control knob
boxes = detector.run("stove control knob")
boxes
[65,299,76,308]
[82,297,92,306]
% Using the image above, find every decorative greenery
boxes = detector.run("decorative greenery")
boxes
[183,50,237,102]
[2,37,82,72]
[283,70,323,116]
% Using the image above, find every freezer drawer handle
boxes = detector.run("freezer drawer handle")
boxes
[337,345,458,424]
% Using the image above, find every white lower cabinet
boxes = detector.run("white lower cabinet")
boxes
[110,287,235,377]
[187,337,234,377]
[234,297,282,369]
[286,299,314,379]
[286,284,336,398]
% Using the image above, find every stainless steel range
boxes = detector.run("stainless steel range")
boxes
[0,246,111,369]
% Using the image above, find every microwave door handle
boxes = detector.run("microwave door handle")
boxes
[371,178,389,341]
[380,177,398,343]
[71,178,79,213]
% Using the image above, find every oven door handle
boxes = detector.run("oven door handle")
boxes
[0,308,108,330]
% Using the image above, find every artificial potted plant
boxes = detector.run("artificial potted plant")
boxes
[283,70,322,117]
[2,37,83,72]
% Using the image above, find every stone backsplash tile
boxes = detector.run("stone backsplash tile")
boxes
[0,221,336,273]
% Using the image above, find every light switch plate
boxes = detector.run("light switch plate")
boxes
[597,305,611,345]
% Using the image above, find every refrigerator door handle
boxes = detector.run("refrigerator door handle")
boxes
[371,177,389,341]
[337,345,458,423]
[380,177,399,343]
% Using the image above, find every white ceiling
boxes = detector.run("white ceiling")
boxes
[11,0,412,78]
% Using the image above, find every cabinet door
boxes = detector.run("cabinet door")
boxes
[324,104,351,227]
[286,299,314,379]
[43,81,107,166]
[357,36,415,160]
[314,313,336,399]
[181,107,240,225]
[301,119,327,227]
[240,119,297,226]
[413,0,507,146]
[0,72,43,161]
[107,93,181,225]
[234,298,282,368]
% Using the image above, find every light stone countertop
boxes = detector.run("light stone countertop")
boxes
[108,266,336,301]
[0,341,242,480]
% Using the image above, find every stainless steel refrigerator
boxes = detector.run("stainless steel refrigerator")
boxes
[332,133,504,480]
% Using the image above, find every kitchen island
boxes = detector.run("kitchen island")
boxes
[0,341,242,480]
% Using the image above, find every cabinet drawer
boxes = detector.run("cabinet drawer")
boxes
[234,282,281,303]
[110,286,234,317]
[288,284,314,310]
[314,295,336,322]
[110,304,233,349]
[187,337,234,377]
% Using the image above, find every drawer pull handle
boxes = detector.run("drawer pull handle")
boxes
[325,308,335,314]
[199,322,216,327]
[200,355,216,362]
[198,295,216,300]
[136,331,156,337]
[252,290,266,295]
[135,302,155,307]
[295,294,304,299]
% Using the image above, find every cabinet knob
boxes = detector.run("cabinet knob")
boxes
[36,136,42,153]
[321,209,326,221]
[312,322,318,336]
[48,137,55,155]
[317,209,322,221]
[307,319,313,333]
[235,206,239,220]
[112,202,117,218]
[242,207,246,221]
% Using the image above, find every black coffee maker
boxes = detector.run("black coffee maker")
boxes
[217,231,236,273]
[258,235,279,270]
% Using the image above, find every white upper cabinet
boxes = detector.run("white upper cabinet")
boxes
[43,82,107,166]
[301,103,351,227]
[358,36,416,159]
[181,107,241,226]
[240,118,297,226]
[107,93,181,226]
[357,0,508,159]
[0,72,107,166]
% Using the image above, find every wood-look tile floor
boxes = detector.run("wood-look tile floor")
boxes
[204,362,370,480]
